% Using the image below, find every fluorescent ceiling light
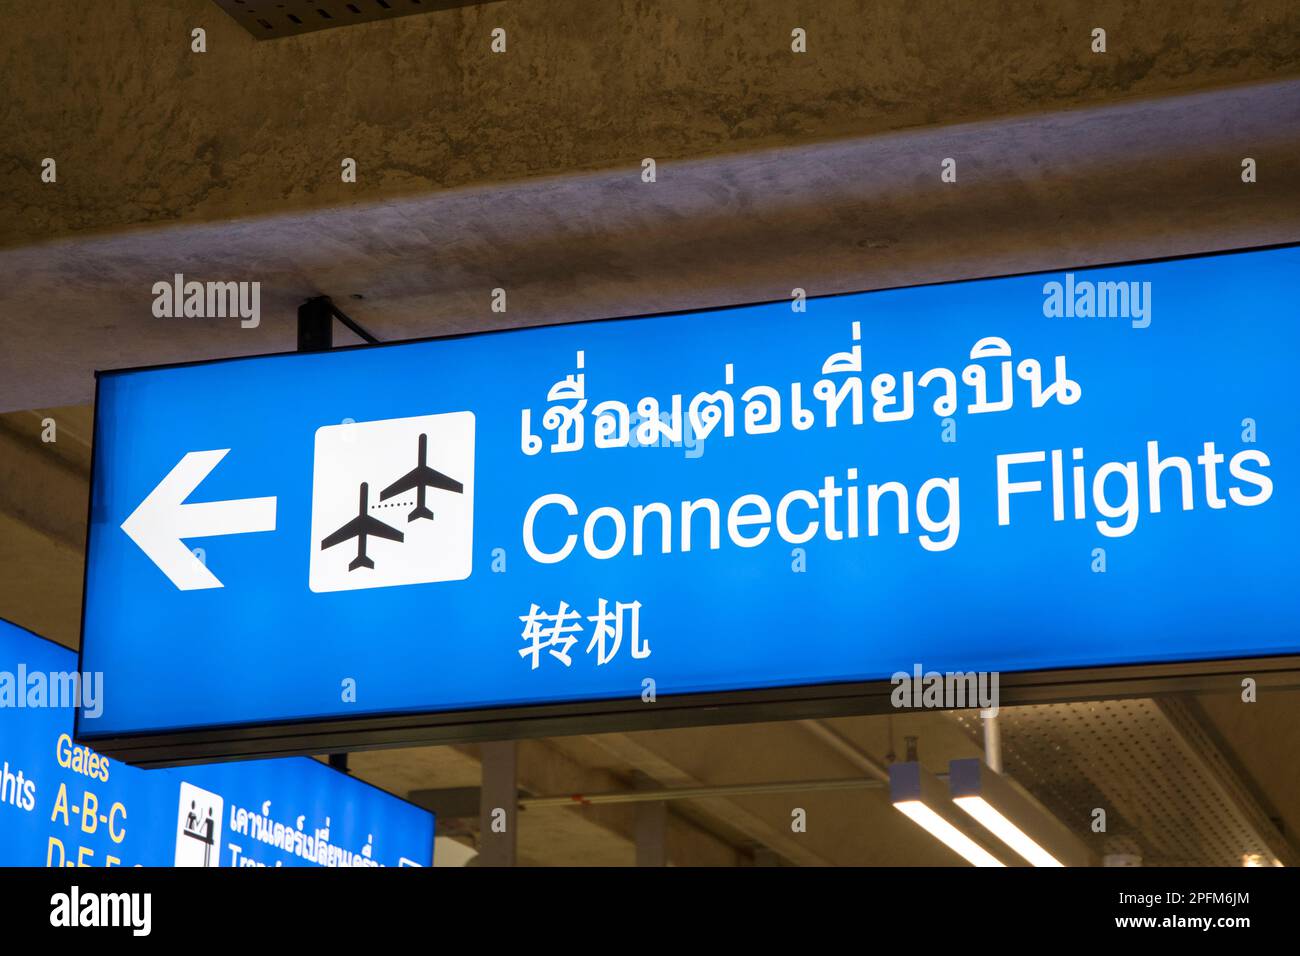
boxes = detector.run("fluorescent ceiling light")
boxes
[953,794,1062,867]
[889,761,1005,867]
[894,800,1006,868]
[948,758,1094,868]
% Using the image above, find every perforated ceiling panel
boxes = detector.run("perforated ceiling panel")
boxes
[953,698,1294,867]
[212,0,489,39]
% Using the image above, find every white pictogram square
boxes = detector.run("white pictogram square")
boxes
[175,782,223,867]
[309,412,475,592]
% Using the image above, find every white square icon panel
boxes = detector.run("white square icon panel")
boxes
[309,412,475,592]
[175,781,223,867]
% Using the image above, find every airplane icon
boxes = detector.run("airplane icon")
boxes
[380,433,463,522]
[319,482,404,571]
[309,412,474,592]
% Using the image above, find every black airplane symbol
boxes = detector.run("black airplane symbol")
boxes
[319,482,404,571]
[380,433,463,522]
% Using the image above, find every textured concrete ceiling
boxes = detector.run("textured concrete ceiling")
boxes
[2,1,1299,411]
[3,0,1297,246]
[2,78,1298,410]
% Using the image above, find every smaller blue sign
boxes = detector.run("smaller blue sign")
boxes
[0,617,434,867]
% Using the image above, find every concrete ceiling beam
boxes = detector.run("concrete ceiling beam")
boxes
[4,0,1297,247]
[3,78,1297,411]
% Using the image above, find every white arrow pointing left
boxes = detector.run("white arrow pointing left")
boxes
[120,449,277,591]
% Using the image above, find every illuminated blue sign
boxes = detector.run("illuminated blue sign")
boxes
[0,619,433,866]
[78,246,1300,757]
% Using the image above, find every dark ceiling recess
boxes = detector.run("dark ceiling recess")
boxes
[212,0,492,40]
